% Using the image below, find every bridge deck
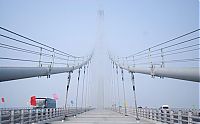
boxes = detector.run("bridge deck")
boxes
[52,109,156,124]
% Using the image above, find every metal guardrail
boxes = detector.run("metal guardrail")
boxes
[112,107,200,124]
[0,107,93,124]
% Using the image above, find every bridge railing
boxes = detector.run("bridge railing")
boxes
[112,107,200,124]
[0,107,92,124]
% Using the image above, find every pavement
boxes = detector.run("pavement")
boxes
[52,109,157,124]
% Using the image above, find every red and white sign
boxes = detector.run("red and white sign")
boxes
[30,96,36,106]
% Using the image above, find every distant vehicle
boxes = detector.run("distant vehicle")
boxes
[159,105,170,113]
[137,106,142,109]
[35,98,56,108]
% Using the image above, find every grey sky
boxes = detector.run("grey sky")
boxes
[0,0,199,109]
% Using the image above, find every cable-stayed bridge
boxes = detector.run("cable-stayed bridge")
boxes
[0,26,199,124]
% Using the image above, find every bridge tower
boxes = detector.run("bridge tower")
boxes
[95,9,105,109]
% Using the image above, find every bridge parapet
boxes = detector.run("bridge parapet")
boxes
[111,107,200,124]
[0,107,93,124]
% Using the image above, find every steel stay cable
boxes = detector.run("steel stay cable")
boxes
[64,72,71,110]
[149,44,199,57]
[0,41,86,65]
[112,61,117,110]
[0,34,79,66]
[130,72,140,120]
[123,36,199,60]
[75,68,81,116]
[0,44,52,58]
[0,34,52,53]
[135,36,199,58]
[115,65,121,113]
[113,56,199,66]
[126,29,200,58]
[121,68,127,116]
[149,36,200,54]
[162,48,200,57]
[0,34,84,61]
[0,26,81,58]
[0,45,41,56]
[132,47,200,62]
[81,66,86,111]
[84,64,89,111]
[118,43,199,63]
